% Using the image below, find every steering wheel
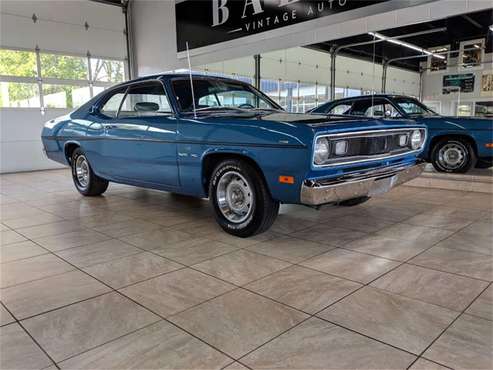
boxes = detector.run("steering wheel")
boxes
[238,103,255,109]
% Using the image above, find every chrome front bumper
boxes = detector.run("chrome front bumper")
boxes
[300,162,425,206]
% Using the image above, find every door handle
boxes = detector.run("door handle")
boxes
[104,124,118,130]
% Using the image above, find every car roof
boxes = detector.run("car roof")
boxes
[326,94,411,104]
[113,73,247,87]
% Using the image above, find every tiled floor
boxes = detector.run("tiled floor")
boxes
[1,169,492,370]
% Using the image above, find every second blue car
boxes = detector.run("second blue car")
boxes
[311,95,493,173]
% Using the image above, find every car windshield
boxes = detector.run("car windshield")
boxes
[393,97,438,117]
[171,78,281,113]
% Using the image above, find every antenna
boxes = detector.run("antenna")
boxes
[186,42,197,119]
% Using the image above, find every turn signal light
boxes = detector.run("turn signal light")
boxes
[279,176,295,184]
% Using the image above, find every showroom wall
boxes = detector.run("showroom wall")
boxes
[0,0,127,173]
[196,47,420,112]
[131,0,492,76]
[422,51,493,116]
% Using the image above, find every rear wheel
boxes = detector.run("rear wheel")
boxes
[71,148,109,196]
[431,138,476,173]
[209,159,279,237]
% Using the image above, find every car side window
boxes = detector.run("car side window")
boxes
[118,82,172,118]
[327,103,352,115]
[364,104,385,117]
[351,99,390,117]
[100,88,126,118]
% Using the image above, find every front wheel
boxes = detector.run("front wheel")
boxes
[431,138,476,173]
[71,148,109,196]
[209,159,279,237]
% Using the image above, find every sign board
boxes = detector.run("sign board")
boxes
[442,74,475,94]
[176,0,391,52]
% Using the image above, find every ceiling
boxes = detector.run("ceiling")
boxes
[309,9,493,72]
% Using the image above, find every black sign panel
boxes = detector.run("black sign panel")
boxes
[442,74,475,94]
[176,0,391,52]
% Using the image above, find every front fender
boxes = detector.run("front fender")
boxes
[177,142,310,202]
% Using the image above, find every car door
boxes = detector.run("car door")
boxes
[97,81,179,187]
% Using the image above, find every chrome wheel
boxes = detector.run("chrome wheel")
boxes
[438,142,467,170]
[75,155,90,188]
[216,171,254,224]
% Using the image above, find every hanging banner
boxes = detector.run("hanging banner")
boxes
[176,0,391,52]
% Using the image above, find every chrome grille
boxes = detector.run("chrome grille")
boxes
[314,128,426,167]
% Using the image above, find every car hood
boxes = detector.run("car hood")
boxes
[194,110,418,129]
[181,111,424,148]
[416,116,493,130]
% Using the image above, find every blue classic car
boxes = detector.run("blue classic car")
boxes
[42,74,426,237]
[310,95,493,173]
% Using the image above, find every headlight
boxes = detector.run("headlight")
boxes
[314,137,330,165]
[410,130,423,150]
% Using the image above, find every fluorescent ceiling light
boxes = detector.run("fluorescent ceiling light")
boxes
[368,32,445,59]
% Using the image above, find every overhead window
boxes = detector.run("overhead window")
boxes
[0,49,37,77]
[42,84,91,109]
[119,82,172,117]
[0,82,40,108]
[40,53,88,80]
[90,58,125,83]
[0,47,128,110]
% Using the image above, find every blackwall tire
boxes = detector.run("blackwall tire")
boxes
[209,159,279,237]
[71,148,109,196]
[431,138,476,173]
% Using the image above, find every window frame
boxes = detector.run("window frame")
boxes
[459,38,485,71]
[98,86,128,119]
[116,80,174,118]
[170,76,282,113]
[426,45,450,75]
[97,80,176,119]
[0,46,128,111]
[325,102,353,115]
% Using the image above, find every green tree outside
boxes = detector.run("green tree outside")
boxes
[0,49,124,108]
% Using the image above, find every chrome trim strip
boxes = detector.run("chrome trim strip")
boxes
[312,128,427,168]
[301,162,425,206]
[42,135,306,149]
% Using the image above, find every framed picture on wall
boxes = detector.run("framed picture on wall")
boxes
[427,45,449,74]
[459,39,485,71]
[481,72,493,97]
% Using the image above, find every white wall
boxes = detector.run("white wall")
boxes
[0,0,127,173]
[131,0,492,76]
[0,109,68,173]
[0,0,126,58]
[422,52,493,116]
